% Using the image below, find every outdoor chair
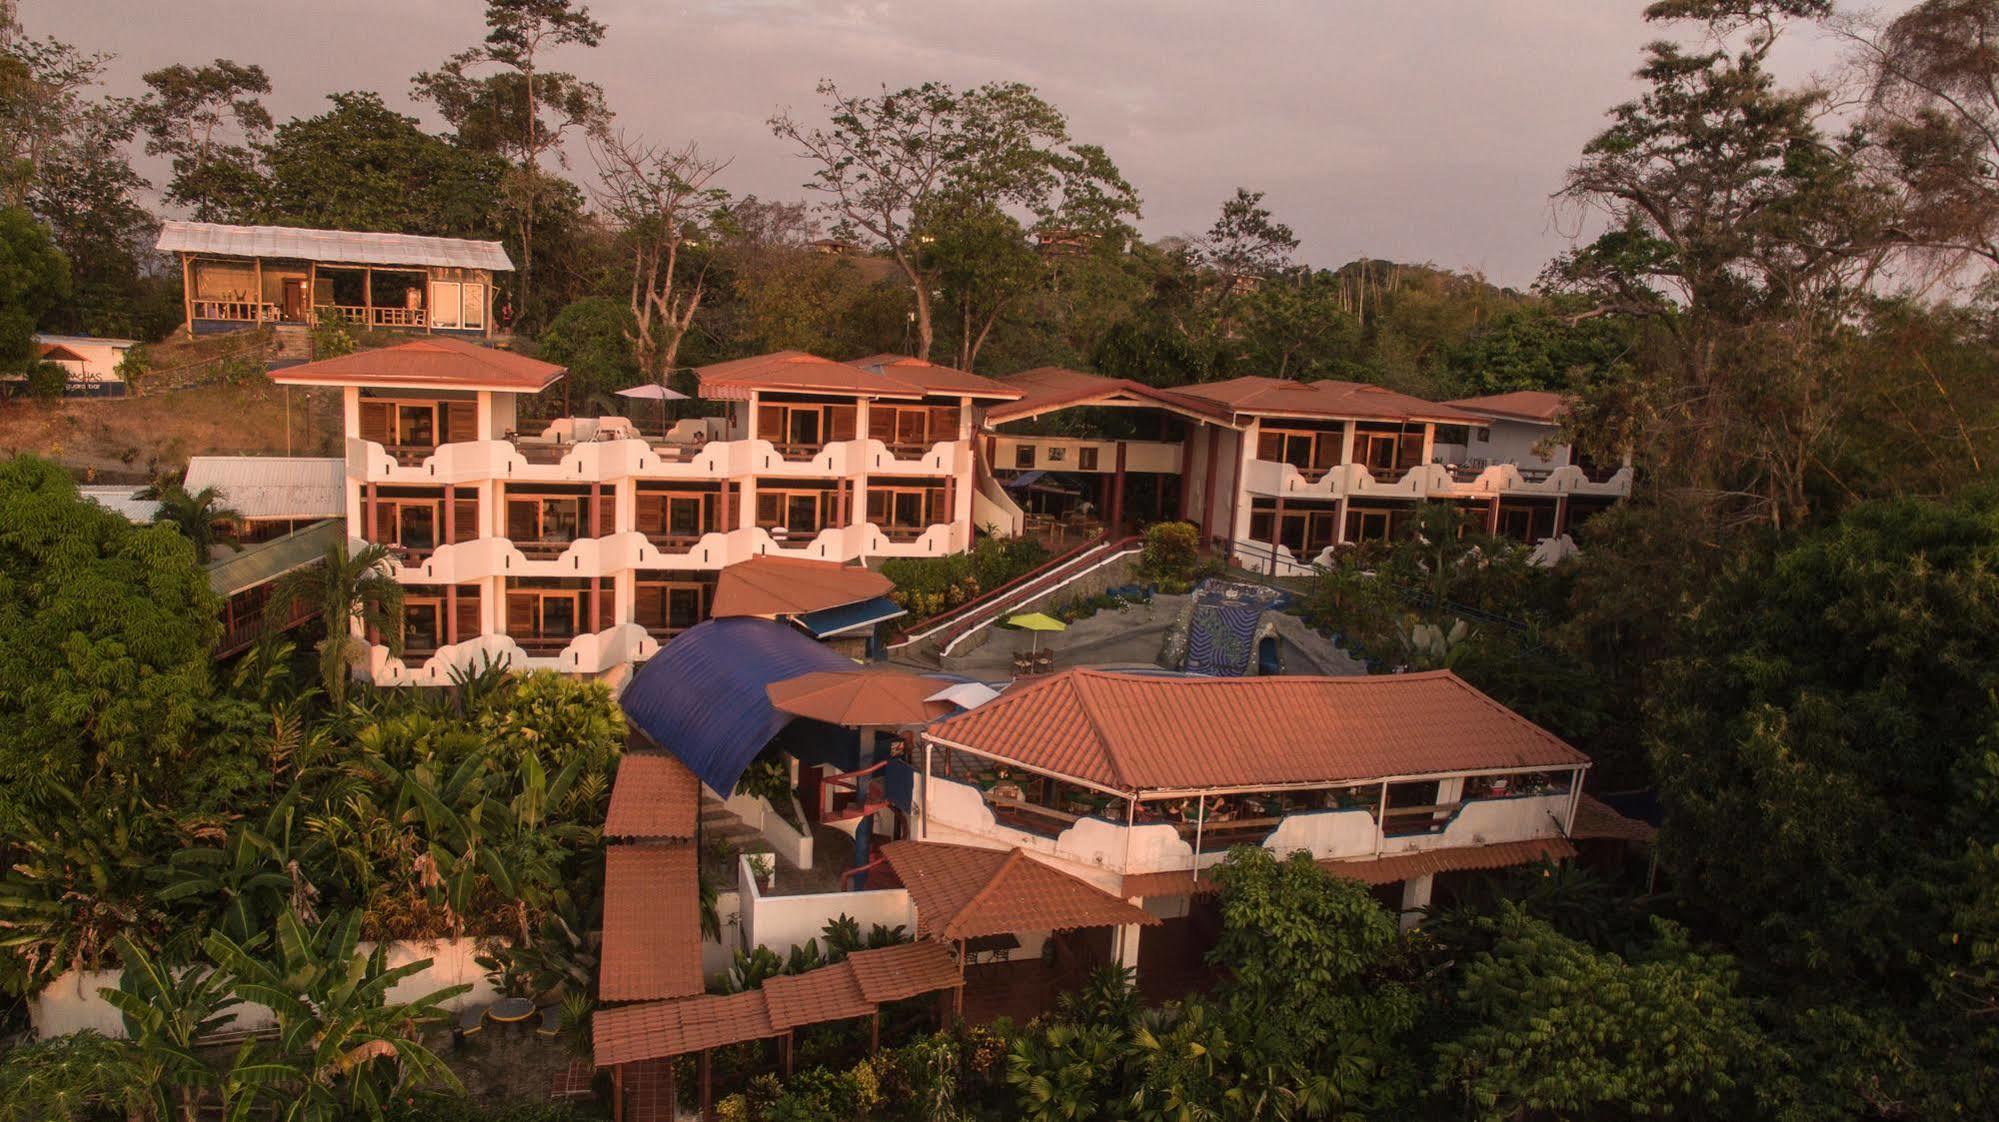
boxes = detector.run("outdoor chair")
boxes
[453,1002,488,1045]
[537,1004,563,1038]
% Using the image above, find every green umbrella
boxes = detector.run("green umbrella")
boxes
[1005,611,1068,654]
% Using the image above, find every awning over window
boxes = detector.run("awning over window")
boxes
[1001,469,1045,491]
[619,617,854,795]
[795,595,907,638]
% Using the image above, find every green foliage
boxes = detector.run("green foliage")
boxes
[1433,905,1766,1121]
[534,296,640,406]
[259,92,507,237]
[151,481,245,558]
[0,205,69,368]
[133,59,273,222]
[0,1031,151,1122]
[881,533,1050,619]
[264,541,403,705]
[1133,519,1206,592]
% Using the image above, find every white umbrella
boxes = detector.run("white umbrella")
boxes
[616,382,690,436]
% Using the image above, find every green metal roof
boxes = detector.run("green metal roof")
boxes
[206,519,346,597]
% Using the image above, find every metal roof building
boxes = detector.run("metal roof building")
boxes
[183,456,346,521]
[156,221,513,271]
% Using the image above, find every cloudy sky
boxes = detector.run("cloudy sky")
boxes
[27,1,1872,287]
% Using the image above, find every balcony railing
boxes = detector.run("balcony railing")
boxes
[316,304,429,329]
[382,443,439,467]
[876,524,933,543]
[510,633,580,656]
[769,441,828,462]
[640,530,721,553]
[194,299,277,322]
[511,539,580,561]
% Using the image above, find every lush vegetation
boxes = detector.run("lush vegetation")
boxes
[880,534,1051,620]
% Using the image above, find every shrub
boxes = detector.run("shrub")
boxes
[882,534,1050,621]
[1136,520,1205,592]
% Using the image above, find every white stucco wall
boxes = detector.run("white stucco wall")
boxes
[29,937,505,1040]
[737,854,915,960]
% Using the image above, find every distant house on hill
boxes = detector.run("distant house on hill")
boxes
[155,221,513,340]
[26,334,138,397]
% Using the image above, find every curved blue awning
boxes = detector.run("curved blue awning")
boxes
[620,617,855,795]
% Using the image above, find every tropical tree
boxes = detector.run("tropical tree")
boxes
[153,482,245,558]
[0,205,69,370]
[257,91,507,237]
[204,910,467,1121]
[770,79,1139,360]
[0,1031,152,1122]
[133,58,273,220]
[265,542,403,705]
[590,132,728,381]
[157,786,321,943]
[99,936,245,1122]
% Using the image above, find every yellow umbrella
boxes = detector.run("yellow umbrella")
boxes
[1004,611,1068,654]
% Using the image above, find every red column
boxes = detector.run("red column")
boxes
[446,585,458,645]
[1110,442,1128,532]
[590,577,602,633]
[1271,496,1286,575]
[364,483,379,542]
[443,484,457,545]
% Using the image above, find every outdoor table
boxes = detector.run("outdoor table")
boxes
[487,997,537,1026]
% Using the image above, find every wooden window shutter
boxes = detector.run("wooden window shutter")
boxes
[929,406,956,442]
[829,405,857,441]
[444,401,476,443]
[505,594,534,635]
[454,497,480,542]
[869,408,895,442]
[360,401,393,445]
[635,584,664,626]
[373,501,395,544]
[455,588,481,641]
[595,587,613,631]
[595,493,616,537]
[756,406,785,441]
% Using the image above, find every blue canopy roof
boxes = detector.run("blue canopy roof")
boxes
[620,618,854,795]
[795,595,907,639]
[1002,469,1045,491]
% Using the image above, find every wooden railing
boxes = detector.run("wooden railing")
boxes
[194,299,275,322]
[315,305,429,328]
[890,533,1141,656]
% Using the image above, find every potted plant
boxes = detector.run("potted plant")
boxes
[749,852,776,892]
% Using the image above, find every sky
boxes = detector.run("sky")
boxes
[25,0,1878,288]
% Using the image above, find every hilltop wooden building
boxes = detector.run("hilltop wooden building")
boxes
[156,221,513,339]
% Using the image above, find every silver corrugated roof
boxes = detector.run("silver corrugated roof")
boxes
[183,456,347,520]
[156,221,513,271]
[79,486,162,523]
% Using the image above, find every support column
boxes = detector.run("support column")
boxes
[364,483,379,543]
[870,1009,881,1053]
[699,1050,713,1122]
[253,257,264,326]
[1488,497,1501,535]
[1270,496,1286,576]
[1115,921,1143,980]
[1399,875,1434,933]
[612,1063,624,1122]
[1201,426,1222,544]
[1110,441,1128,533]
[780,1032,794,1076]
[180,253,195,338]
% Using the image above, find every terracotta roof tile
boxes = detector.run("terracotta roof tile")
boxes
[1175,376,1487,424]
[599,845,705,1002]
[849,354,1021,400]
[985,366,1233,425]
[1319,837,1575,885]
[605,754,701,841]
[1444,390,1567,424]
[268,337,563,392]
[594,990,777,1067]
[695,350,925,401]
[1570,794,1657,843]
[924,669,1589,794]
[880,841,1157,941]
[761,962,873,1030]
[844,941,964,1003]
[709,555,895,619]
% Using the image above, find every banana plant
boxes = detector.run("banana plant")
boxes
[98,935,246,1122]
[204,909,467,1122]
[0,785,171,992]
[156,787,322,942]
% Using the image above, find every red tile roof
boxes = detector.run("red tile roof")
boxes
[709,555,895,619]
[595,990,778,1067]
[880,841,1157,941]
[1445,390,1567,424]
[984,366,1234,425]
[923,669,1589,795]
[842,940,964,1003]
[761,962,874,1031]
[1320,837,1576,885]
[599,845,705,1002]
[267,337,565,392]
[1119,869,1220,898]
[1570,794,1657,843]
[594,943,962,1068]
[1175,376,1488,424]
[605,753,701,841]
[694,350,924,401]
[848,354,1022,400]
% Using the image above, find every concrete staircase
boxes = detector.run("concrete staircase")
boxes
[700,792,766,851]
[268,327,315,366]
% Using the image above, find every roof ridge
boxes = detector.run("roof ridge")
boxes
[1065,672,1139,789]
[942,847,1028,939]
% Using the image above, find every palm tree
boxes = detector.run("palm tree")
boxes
[153,483,245,558]
[265,542,404,705]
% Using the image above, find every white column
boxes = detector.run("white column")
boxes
[1115,921,1143,979]
[476,390,494,440]
[1399,875,1433,932]
[1420,422,1436,466]
[343,386,361,438]
[1230,427,1255,544]
[1335,421,1357,544]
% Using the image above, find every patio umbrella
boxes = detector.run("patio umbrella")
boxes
[766,669,952,728]
[615,382,690,437]
[926,681,1001,711]
[1004,611,1068,654]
